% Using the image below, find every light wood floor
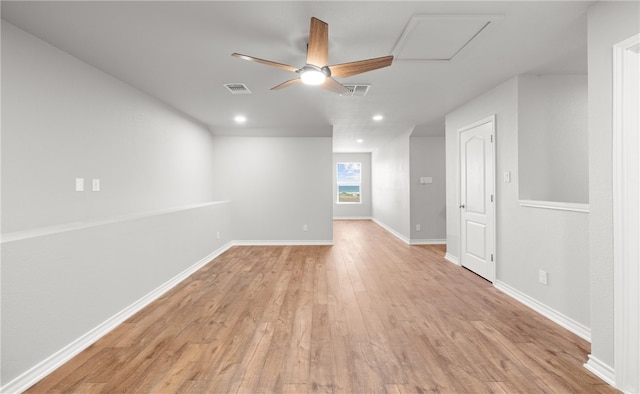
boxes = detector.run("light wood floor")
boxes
[27,220,616,393]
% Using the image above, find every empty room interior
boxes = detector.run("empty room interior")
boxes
[1,1,639,393]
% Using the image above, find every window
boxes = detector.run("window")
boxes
[337,162,361,203]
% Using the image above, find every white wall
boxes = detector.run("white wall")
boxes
[446,76,591,332]
[1,22,231,388]
[410,136,446,243]
[518,75,588,204]
[210,136,333,243]
[1,23,217,234]
[371,129,412,242]
[587,0,640,371]
[333,153,372,219]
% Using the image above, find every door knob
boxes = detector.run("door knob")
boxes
[459,204,465,208]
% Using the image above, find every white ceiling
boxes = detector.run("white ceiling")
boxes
[1,1,591,152]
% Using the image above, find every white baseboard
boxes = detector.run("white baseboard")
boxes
[333,216,372,220]
[371,218,410,244]
[232,240,334,246]
[494,280,591,342]
[444,253,460,265]
[0,242,233,394]
[584,355,616,387]
[410,239,446,245]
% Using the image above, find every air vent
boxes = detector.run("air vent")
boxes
[342,84,371,97]
[223,83,252,94]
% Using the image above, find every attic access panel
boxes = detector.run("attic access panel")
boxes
[393,14,503,62]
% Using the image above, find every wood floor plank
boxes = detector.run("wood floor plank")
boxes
[25,220,618,394]
[326,319,355,393]
[147,343,207,393]
[254,251,307,392]
[313,257,329,306]
[67,382,106,394]
[176,379,209,393]
[332,251,369,342]
[349,341,386,393]
[228,322,275,393]
[309,304,335,392]
[284,254,315,385]
[354,290,407,384]
[282,383,307,394]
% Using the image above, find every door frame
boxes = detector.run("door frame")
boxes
[458,115,497,282]
[613,33,640,393]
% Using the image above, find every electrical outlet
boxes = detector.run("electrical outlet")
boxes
[92,178,100,192]
[416,224,421,231]
[538,269,548,285]
[303,224,308,232]
[216,232,220,240]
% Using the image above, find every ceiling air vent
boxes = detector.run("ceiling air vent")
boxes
[223,83,252,94]
[342,84,371,97]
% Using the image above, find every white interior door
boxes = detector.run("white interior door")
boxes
[459,116,495,282]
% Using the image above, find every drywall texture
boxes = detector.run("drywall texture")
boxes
[587,0,640,369]
[372,129,412,241]
[1,22,229,386]
[518,75,588,204]
[409,136,446,242]
[1,22,217,234]
[333,153,372,219]
[210,136,333,243]
[446,76,591,328]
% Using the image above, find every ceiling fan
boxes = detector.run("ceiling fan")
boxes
[232,17,393,94]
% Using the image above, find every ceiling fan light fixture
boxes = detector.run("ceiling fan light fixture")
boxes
[232,17,393,93]
[300,68,326,85]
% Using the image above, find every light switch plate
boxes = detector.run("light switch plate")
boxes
[75,178,84,192]
[538,269,548,285]
[420,177,433,184]
[92,179,100,192]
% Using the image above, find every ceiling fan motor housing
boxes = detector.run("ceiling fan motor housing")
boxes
[297,64,332,76]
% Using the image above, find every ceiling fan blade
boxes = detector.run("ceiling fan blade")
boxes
[271,78,302,90]
[231,53,298,73]
[320,77,350,94]
[329,55,394,78]
[306,17,329,67]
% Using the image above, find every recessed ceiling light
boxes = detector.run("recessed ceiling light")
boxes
[373,114,384,121]
[356,139,364,143]
[234,115,247,124]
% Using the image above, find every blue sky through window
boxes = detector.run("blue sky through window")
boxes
[337,162,361,184]
[337,162,361,203]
